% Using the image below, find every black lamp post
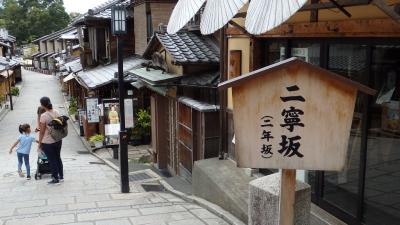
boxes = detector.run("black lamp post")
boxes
[112,4,129,193]
[6,66,13,111]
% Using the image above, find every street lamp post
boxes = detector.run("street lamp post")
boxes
[112,4,129,193]
[6,66,13,111]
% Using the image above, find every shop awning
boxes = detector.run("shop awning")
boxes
[128,67,181,86]
[77,56,146,89]
[31,52,42,58]
[0,70,13,78]
[167,0,307,35]
[130,80,145,89]
[61,58,83,73]
[178,96,219,112]
[42,52,54,58]
[0,41,11,48]
[59,30,78,40]
[63,73,76,82]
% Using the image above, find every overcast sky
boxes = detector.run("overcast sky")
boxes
[64,0,110,13]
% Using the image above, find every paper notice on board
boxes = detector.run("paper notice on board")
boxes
[124,99,134,128]
[105,124,120,135]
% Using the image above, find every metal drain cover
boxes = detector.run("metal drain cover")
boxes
[129,172,152,181]
[89,161,105,165]
[77,151,90,154]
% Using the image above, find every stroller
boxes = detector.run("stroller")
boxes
[34,151,52,180]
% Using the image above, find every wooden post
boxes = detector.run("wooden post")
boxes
[279,169,296,225]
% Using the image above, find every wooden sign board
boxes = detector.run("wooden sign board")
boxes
[219,58,375,171]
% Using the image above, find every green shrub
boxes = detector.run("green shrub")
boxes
[89,134,105,143]
[68,97,78,115]
[10,87,19,96]
[136,109,151,135]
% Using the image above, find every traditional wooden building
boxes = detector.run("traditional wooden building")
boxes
[0,28,16,57]
[165,0,400,224]
[31,27,79,73]
[128,29,220,179]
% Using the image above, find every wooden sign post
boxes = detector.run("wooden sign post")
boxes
[219,58,375,225]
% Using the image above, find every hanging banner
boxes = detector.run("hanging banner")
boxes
[85,97,99,123]
[103,98,120,146]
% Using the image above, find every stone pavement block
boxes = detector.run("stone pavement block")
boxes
[139,205,187,216]
[76,194,111,203]
[203,219,230,225]
[96,218,132,225]
[110,193,152,200]
[77,209,140,221]
[0,208,15,217]
[68,202,97,210]
[190,209,219,219]
[167,219,206,225]
[47,196,75,205]
[16,204,66,215]
[129,212,195,225]
[97,198,151,208]
[4,213,75,225]
[7,199,46,209]
[86,189,120,195]
[149,197,168,203]
[63,223,94,225]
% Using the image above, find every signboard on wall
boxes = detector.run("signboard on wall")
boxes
[103,99,120,146]
[85,98,100,123]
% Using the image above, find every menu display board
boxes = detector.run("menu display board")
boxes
[103,99,120,146]
[86,98,100,123]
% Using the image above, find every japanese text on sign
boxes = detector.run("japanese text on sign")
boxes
[260,85,305,159]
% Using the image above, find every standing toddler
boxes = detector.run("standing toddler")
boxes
[9,124,37,180]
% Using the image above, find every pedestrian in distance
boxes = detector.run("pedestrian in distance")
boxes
[38,96,64,185]
[9,124,38,180]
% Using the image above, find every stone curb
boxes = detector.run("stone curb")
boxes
[63,91,244,225]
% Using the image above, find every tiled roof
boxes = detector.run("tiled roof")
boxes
[62,58,83,73]
[32,27,77,43]
[145,32,219,64]
[177,72,219,87]
[71,0,131,25]
[77,56,146,89]
[178,97,219,112]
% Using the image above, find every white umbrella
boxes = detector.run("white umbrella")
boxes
[167,0,206,34]
[200,0,248,35]
[245,0,307,35]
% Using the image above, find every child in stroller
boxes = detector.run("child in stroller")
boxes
[35,151,52,180]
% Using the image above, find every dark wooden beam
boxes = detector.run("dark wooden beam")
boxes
[226,18,400,37]
[329,0,352,17]
[300,0,370,11]
[372,0,400,22]
[310,0,319,22]
[228,20,252,37]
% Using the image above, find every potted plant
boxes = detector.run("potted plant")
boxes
[10,87,19,96]
[89,134,105,148]
[68,97,78,119]
[130,125,142,146]
[136,109,151,144]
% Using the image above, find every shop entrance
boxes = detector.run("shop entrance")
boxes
[261,38,400,225]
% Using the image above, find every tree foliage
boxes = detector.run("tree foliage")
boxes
[0,0,70,44]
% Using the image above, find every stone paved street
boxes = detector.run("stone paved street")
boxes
[0,70,229,225]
